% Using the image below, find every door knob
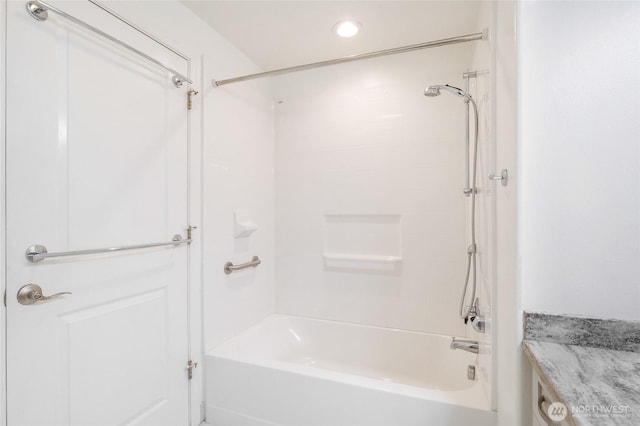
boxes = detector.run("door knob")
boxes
[17,284,71,305]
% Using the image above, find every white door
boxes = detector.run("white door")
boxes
[5,2,191,425]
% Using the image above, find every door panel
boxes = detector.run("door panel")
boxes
[65,288,169,425]
[6,2,190,425]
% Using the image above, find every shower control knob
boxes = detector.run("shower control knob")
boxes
[471,315,486,333]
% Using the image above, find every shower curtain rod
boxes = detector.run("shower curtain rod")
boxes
[212,30,487,87]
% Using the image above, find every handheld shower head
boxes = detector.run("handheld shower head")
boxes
[424,84,472,101]
[424,86,441,97]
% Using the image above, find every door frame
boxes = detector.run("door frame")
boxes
[1,0,7,424]
[187,56,204,426]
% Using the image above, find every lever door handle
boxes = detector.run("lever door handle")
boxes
[17,284,72,305]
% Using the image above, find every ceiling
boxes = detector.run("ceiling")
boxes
[181,1,486,71]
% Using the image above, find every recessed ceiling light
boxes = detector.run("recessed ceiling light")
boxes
[334,20,361,38]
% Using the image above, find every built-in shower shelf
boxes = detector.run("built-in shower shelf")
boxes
[323,254,402,263]
[323,253,402,274]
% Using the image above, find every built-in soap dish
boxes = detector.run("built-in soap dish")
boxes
[234,210,257,238]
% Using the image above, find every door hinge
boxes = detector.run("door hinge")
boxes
[187,90,199,110]
[187,225,198,240]
[187,360,198,380]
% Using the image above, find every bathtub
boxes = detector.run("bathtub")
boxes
[204,315,496,426]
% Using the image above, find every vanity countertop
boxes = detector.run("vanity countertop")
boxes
[522,312,640,426]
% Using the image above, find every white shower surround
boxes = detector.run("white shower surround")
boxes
[204,315,495,426]
[273,45,481,338]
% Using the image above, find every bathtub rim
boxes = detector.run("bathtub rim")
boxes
[206,313,493,412]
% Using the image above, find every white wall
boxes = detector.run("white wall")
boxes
[519,1,640,320]
[202,73,276,350]
[274,45,483,339]
[493,2,525,425]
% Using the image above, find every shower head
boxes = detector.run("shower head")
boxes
[424,84,472,100]
[424,86,441,97]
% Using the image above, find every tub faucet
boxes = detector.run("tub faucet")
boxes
[450,338,479,354]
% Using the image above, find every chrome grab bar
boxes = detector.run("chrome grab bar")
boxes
[224,256,261,275]
[25,234,191,263]
[25,0,192,86]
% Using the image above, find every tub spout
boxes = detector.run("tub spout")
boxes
[450,338,479,354]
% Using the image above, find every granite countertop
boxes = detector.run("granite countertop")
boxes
[522,312,640,426]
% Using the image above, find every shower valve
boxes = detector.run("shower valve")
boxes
[471,315,486,333]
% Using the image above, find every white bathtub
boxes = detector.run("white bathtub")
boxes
[204,315,496,426]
